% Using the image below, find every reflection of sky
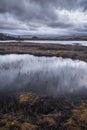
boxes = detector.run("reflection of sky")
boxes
[0,54,87,96]
[0,40,87,47]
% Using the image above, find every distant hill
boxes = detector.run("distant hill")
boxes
[0,33,87,41]
[0,33,18,40]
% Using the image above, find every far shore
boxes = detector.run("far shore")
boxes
[0,42,87,62]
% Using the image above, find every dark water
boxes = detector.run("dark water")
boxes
[0,54,87,96]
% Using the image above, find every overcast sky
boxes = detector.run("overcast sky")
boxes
[0,0,87,35]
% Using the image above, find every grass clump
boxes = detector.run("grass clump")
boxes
[0,114,37,130]
[19,92,41,104]
[21,123,37,130]
[37,113,61,130]
[66,102,87,130]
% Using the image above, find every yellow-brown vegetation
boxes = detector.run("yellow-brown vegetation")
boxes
[66,103,87,130]
[21,123,37,130]
[19,93,40,104]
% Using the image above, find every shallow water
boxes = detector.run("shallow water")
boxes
[0,40,87,46]
[0,54,87,96]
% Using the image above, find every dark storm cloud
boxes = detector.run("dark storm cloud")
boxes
[0,0,87,35]
[47,22,72,29]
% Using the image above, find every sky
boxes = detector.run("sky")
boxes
[0,0,87,35]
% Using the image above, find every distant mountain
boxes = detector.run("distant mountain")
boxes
[0,33,33,40]
[0,33,18,40]
[0,33,87,41]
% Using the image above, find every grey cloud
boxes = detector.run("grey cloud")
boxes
[0,0,87,35]
[47,21,73,29]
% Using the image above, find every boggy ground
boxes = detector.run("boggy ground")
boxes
[0,42,87,130]
[0,92,87,130]
[0,42,87,62]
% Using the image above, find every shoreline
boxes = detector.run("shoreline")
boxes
[0,42,87,62]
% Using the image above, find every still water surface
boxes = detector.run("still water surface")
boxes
[0,54,87,96]
[0,40,87,46]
